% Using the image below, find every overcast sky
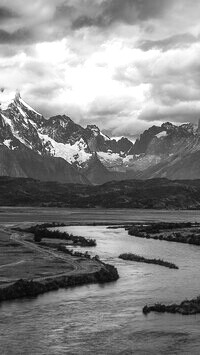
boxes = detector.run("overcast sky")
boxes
[0,0,200,138]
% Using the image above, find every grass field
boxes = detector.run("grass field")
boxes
[0,227,99,287]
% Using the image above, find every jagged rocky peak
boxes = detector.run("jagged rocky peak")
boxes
[86,124,111,141]
[86,124,101,136]
[132,120,200,155]
[161,122,174,130]
[116,137,134,151]
[179,122,196,134]
[0,88,43,126]
[161,121,196,135]
[132,124,164,154]
[0,89,47,153]
[41,114,86,145]
[47,115,72,127]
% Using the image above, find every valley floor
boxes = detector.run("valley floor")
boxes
[1,207,200,302]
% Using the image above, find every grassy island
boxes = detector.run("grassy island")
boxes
[127,222,200,246]
[143,296,200,315]
[119,253,178,269]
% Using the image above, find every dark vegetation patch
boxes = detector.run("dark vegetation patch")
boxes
[143,297,200,315]
[119,253,178,269]
[2,176,200,209]
[14,223,96,247]
[126,222,200,246]
[0,263,119,303]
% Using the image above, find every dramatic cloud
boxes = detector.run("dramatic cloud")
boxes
[140,33,199,52]
[71,0,175,29]
[0,28,34,44]
[0,6,19,21]
[0,0,200,138]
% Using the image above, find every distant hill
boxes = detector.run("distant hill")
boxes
[1,176,200,209]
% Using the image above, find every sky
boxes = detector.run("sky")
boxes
[0,0,200,139]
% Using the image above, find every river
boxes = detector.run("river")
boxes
[1,209,200,354]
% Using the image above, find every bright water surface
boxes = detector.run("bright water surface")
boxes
[1,209,200,354]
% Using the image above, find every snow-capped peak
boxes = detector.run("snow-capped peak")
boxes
[0,88,19,110]
[0,88,42,120]
[86,124,110,141]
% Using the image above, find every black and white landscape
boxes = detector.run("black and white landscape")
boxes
[1,0,200,354]
[1,89,200,186]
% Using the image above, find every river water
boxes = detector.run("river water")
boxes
[1,209,200,354]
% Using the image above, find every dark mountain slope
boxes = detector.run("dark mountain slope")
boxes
[137,151,200,180]
[82,153,127,185]
[0,145,89,184]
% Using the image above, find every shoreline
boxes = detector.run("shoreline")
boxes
[0,223,119,303]
[0,263,119,303]
[127,222,200,246]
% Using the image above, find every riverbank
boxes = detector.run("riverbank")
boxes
[0,263,119,303]
[0,223,119,302]
[14,223,97,246]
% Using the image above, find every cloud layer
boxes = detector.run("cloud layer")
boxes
[0,0,200,138]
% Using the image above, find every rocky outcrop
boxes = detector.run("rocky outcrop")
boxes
[42,115,86,146]
[132,125,164,154]
[0,263,119,303]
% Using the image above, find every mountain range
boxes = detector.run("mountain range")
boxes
[1,88,200,185]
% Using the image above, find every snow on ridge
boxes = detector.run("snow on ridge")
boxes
[19,97,42,116]
[156,131,167,139]
[100,132,110,141]
[3,139,17,150]
[39,133,91,165]
[1,113,32,149]
[3,139,12,149]
[1,113,13,127]
[98,151,131,170]
[17,106,30,125]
